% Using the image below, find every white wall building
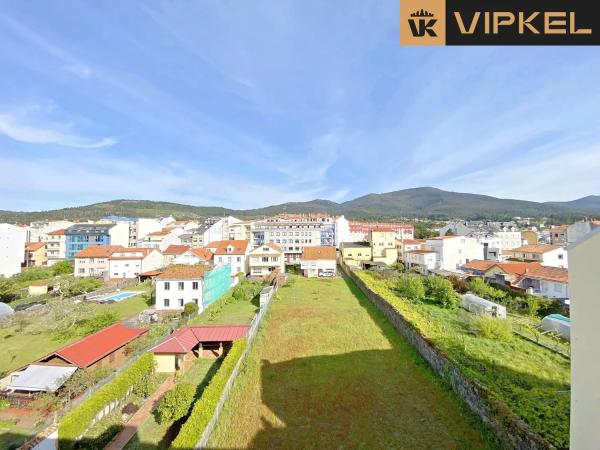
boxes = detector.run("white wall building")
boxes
[207,240,250,278]
[516,266,569,300]
[155,266,207,311]
[130,218,163,247]
[248,243,285,277]
[41,229,67,266]
[0,224,27,277]
[425,236,484,272]
[508,244,568,268]
[404,250,438,274]
[300,246,337,278]
[74,245,123,278]
[140,231,182,251]
[26,220,74,243]
[108,248,164,279]
[172,248,214,266]
[569,228,600,449]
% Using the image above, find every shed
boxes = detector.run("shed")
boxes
[28,281,49,296]
[0,302,15,318]
[7,364,77,393]
[461,293,507,319]
[541,314,571,341]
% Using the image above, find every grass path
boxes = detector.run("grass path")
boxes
[208,275,496,449]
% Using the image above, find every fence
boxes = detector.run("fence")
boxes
[195,278,279,448]
[338,262,553,450]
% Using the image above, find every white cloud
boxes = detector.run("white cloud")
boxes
[0,113,115,148]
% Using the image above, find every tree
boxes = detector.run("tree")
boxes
[424,276,460,308]
[183,302,198,317]
[50,260,74,276]
[396,274,425,302]
[0,276,17,302]
[155,382,195,424]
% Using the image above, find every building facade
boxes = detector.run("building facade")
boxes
[248,243,285,277]
[64,223,129,259]
[74,245,123,278]
[0,224,27,277]
[300,246,337,277]
[24,242,47,267]
[108,248,164,279]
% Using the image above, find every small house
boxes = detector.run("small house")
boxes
[461,293,507,319]
[300,246,337,278]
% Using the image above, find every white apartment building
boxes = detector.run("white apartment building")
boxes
[508,244,568,268]
[206,240,250,277]
[26,220,74,242]
[349,221,414,242]
[0,224,27,277]
[248,243,285,277]
[425,236,484,273]
[74,245,123,278]
[155,265,207,311]
[140,231,182,251]
[41,229,67,265]
[229,221,253,241]
[251,214,339,264]
[108,248,164,279]
[128,218,163,247]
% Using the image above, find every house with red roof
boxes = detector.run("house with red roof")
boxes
[42,228,68,266]
[248,243,284,277]
[172,247,214,266]
[108,247,164,280]
[23,242,47,268]
[152,325,249,372]
[35,323,148,369]
[205,240,251,277]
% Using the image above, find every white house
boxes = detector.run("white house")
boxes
[300,246,337,278]
[424,236,484,272]
[516,266,569,300]
[404,250,438,274]
[140,230,182,252]
[108,248,164,280]
[507,244,568,268]
[0,224,27,277]
[172,248,214,266]
[248,243,285,277]
[155,265,208,311]
[163,245,192,266]
[569,228,600,448]
[206,240,250,277]
[41,229,67,266]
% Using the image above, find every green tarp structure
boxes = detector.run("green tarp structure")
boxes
[203,264,232,308]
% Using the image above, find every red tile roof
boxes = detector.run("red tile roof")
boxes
[74,245,124,258]
[42,323,147,368]
[510,244,562,254]
[152,325,250,354]
[520,266,569,283]
[164,245,191,255]
[191,248,213,260]
[488,262,542,276]
[139,269,164,277]
[301,246,337,260]
[206,240,250,255]
[109,248,155,260]
[25,242,45,251]
[463,260,497,271]
[47,229,65,236]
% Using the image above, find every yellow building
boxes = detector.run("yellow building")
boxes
[369,228,398,266]
[521,230,537,246]
[24,242,47,267]
[340,242,372,268]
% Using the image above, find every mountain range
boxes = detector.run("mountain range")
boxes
[1,187,598,223]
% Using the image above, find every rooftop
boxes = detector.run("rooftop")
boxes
[301,246,337,260]
[510,244,562,254]
[152,325,250,354]
[156,264,214,280]
[74,245,124,258]
[163,244,191,255]
[520,266,569,283]
[25,242,45,251]
[206,240,250,255]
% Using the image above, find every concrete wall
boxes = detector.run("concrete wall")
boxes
[569,230,600,449]
[0,223,26,277]
[339,263,552,450]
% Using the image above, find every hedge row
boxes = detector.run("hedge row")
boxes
[58,353,155,449]
[170,339,247,449]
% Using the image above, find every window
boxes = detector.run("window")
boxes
[164,282,170,290]
[237,256,241,262]
[192,281,199,290]
[78,268,85,274]
[192,298,198,304]
[178,282,184,290]
[164,298,170,307]
[262,257,269,262]
[558,254,564,259]
[178,298,184,307]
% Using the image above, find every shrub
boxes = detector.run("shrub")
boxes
[395,274,425,302]
[51,261,74,276]
[59,354,155,449]
[424,276,460,308]
[448,275,469,294]
[59,277,103,298]
[468,278,506,302]
[0,277,18,302]
[469,315,513,341]
[155,382,195,424]
[0,398,10,411]
[170,339,246,449]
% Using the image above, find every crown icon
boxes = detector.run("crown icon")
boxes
[410,9,435,17]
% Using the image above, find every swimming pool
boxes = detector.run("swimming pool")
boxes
[100,291,138,303]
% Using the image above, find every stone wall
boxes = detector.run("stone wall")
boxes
[339,263,554,450]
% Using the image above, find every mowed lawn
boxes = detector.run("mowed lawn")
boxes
[208,275,496,449]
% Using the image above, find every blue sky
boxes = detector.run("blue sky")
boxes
[1,1,599,211]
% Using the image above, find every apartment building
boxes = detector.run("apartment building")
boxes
[65,223,129,259]
[251,214,345,264]
[369,228,398,265]
[396,239,424,262]
[248,243,284,277]
[206,240,250,277]
[26,220,74,243]
[549,225,568,245]
[140,230,182,251]
[349,221,414,241]
[42,229,67,265]
[424,236,484,272]
[0,224,26,277]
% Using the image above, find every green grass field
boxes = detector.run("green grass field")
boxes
[0,291,150,375]
[189,289,259,326]
[356,270,571,448]
[208,275,496,449]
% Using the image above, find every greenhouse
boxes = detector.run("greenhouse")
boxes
[460,293,507,319]
[0,302,15,319]
[541,314,571,341]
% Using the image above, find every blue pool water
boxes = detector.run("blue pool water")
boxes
[100,291,138,303]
